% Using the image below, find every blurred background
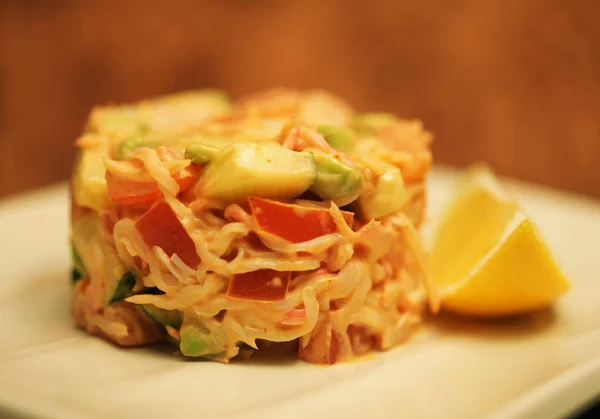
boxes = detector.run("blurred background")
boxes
[1,0,599,199]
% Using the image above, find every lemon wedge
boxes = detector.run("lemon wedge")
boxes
[430,165,571,317]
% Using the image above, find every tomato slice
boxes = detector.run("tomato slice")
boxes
[135,201,200,268]
[227,270,291,301]
[106,164,199,205]
[249,197,354,243]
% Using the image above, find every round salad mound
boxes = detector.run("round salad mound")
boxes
[70,88,438,364]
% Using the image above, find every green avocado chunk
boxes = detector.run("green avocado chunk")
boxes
[309,151,363,206]
[197,143,316,202]
[180,324,210,356]
[357,164,407,219]
[353,113,397,134]
[71,141,112,212]
[141,305,182,328]
[88,89,231,137]
[71,213,133,304]
[109,272,137,304]
[71,244,86,274]
[316,125,356,153]
[179,313,224,358]
[116,136,151,160]
[71,244,86,283]
[185,142,222,165]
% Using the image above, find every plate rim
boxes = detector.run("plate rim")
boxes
[1,166,600,419]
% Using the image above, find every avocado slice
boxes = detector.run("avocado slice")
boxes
[309,151,363,206]
[185,142,222,165]
[353,113,397,134]
[197,143,316,202]
[87,106,144,138]
[71,243,87,275]
[116,130,221,160]
[71,244,87,283]
[180,323,210,357]
[357,164,407,220]
[179,314,224,358]
[316,125,356,153]
[71,213,133,304]
[115,131,173,160]
[72,140,112,211]
[116,136,151,160]
[141,305,182,328]
[109,272,137,304]
[88,89,231,137]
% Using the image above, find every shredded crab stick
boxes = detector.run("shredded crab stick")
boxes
[69,88,437,364]
[105,150,200,205]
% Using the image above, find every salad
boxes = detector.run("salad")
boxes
[70,88,437,364]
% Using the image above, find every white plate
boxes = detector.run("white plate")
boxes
[1,167,599,419]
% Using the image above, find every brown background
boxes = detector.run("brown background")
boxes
[1,0,599,198]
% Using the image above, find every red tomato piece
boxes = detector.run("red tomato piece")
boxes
[106,164,199,205]
[249,198,354,243]
[227,270,291,301]
[135,201,200,268]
